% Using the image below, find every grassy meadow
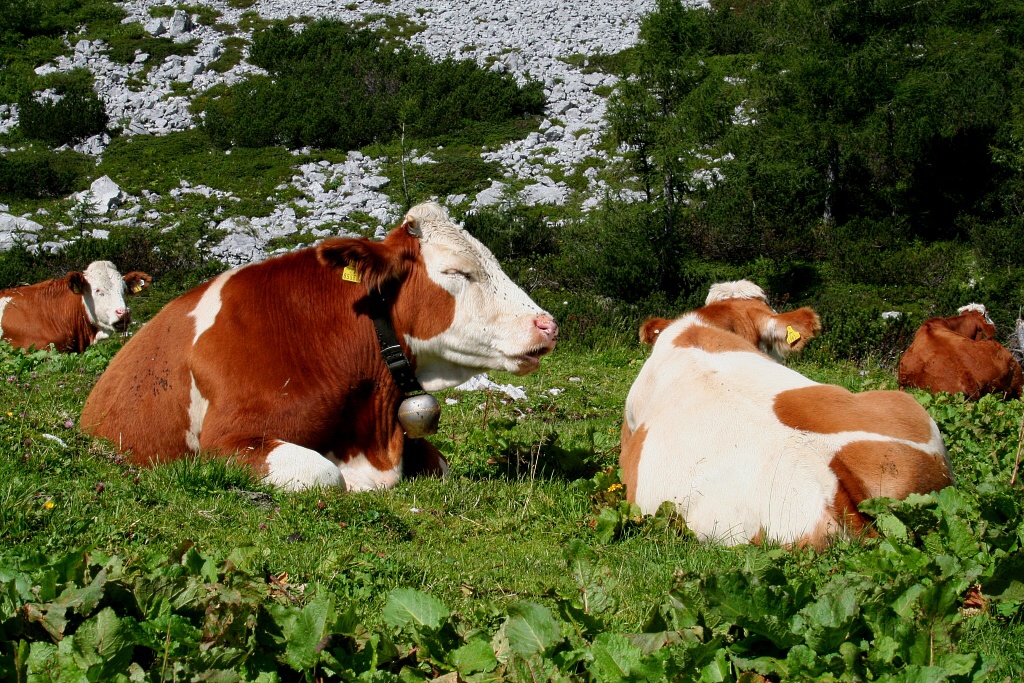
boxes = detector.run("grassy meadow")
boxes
[2,0,1024,678]
[1,318,1023,680]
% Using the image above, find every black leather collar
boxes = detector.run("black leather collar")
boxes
[368,291,424,395]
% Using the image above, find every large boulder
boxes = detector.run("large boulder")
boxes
[75,176,127,214]
[0,213,43,251]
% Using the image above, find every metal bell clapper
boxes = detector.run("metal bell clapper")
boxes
[397,393,441,438]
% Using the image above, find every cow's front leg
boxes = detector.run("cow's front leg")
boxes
[402,438,450,479]
[206,436,345,491]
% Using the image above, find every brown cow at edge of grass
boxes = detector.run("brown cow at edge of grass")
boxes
[0,261,151,353]
[898,304,1023,400]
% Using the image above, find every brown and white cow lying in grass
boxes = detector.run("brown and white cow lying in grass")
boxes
[0,261,151,353]
[81,203,557,491]
[898,304,1023,400]
[621,282,952,548]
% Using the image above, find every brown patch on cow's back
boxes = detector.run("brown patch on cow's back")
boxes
[619,421,648,504]
[81,283,206,463]
[673,324,756,354]
[831,440,953,502]
[773,385,934,443]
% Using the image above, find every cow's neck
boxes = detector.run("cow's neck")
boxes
[386,267,459,387]
[69,305,99,352]
[368,291,424,395]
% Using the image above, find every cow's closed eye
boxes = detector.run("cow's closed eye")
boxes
[443,269,472,281]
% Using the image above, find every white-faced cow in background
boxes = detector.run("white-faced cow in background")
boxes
[640,280,821,361]
[898,304,1023,400]
[81,203,558,491]
[0,261,151,353]
[621,282,953,548]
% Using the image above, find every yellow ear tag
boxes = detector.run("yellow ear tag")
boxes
[132,284,142,294]
[786,325,801,345]
[342,265,362,283]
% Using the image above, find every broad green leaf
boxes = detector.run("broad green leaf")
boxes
[25,641,64,680]
[897,664,951,683]
[793,578,863,652]
[944,517,980,558]
[875,514,908,541]
[892,583,926,619]
[699,649,729,683]
[594,507,621,544]
[70,607,133,676]
[23,602,69,641]
[382,588,448,631]
[504,602,561,656]
[284,593,336,671]
[935,652,978,676]
[568,552,614,615]
[224,546,259,575]
[624,630,695,655]
[449,638,498,674]
[590,632,642,683]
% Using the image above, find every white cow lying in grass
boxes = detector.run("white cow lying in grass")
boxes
[621,281,953,548]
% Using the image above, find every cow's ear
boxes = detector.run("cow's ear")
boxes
[399,213,423,238]
[122,271,152,295]
[66,272,87,295]
[971,318,995,341]
[764,307,821,359]
[317,232,418,292]
[639,317,672,346]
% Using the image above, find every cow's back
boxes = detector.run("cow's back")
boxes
[899,324,1023,399]
[81,284,207,463]
[625,318,951,547]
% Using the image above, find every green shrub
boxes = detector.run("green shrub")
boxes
[197,20,545,150]
[106,23,198,65]
[533,290,656,348]
[462,206,557,263]
[0,0,124,47]
[0,148,92,199]
[561,48,638,76]
[97,129,300,204]
[17,70,108,144]
[803,286,920,365]
[207,36,246,73]
[554,201,675,303]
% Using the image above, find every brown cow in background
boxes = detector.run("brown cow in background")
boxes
[898,304,1023,400]
[0,262,151,353]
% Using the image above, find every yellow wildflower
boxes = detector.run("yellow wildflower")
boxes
[43,500,54,510]
[607,483,623,492]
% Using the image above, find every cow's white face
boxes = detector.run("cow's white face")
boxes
[80,261,131,337]
[404,206,557,391]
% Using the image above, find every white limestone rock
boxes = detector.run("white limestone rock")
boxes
[144,18,166,36]
[0,214,43,251]
[473,181,507,208]
[167,10,192,38]
[455,373,528,401]
[75,176,127,214]
[520,179,567,206]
